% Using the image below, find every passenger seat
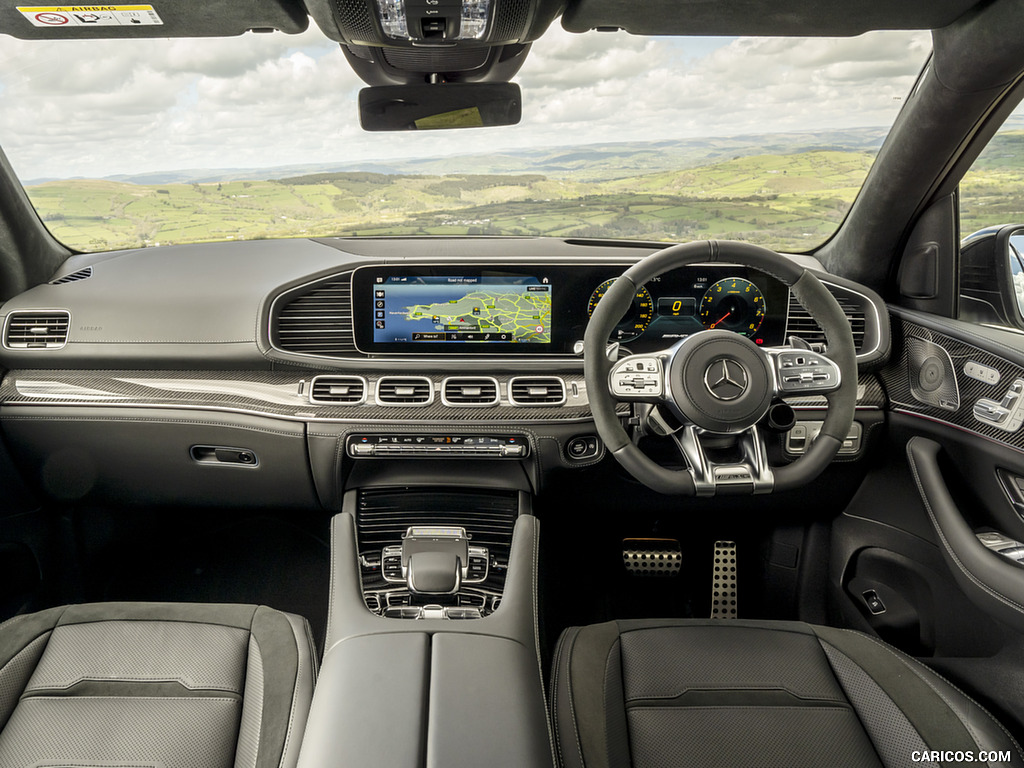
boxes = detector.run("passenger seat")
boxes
[0,602,316,768]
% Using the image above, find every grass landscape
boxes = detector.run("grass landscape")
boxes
[25,129,1024,252]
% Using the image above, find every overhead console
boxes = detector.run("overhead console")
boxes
[305,0,563,46]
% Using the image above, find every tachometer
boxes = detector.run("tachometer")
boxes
[699,278,766,337]
[587,278,654,342]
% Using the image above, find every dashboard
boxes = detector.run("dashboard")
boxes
[0,237,890,509]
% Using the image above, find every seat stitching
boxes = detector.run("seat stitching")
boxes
[277,619,305,768]
[825,627,1024,758]
[246,635,265,768]
[551,629,569,768]
[532,519,558,768]
[907,440,1024,615]
[564,627,587,768]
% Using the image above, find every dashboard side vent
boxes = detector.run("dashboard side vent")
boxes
[49,267,92,285]
[376,376,434,405]
[786,291,866,353]
[4,311,70,349]
[442,377,499,406]
[508,376,566,406]
[273,273,357,357]
[310,375,367,404]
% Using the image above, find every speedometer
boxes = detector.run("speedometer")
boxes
[699,278,766,337]
[587,278,654,342]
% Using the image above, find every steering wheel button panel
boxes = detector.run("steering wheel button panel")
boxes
[610,356,664,398]
[772,349,841,394]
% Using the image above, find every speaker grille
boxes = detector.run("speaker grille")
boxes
[382,46,490,72]
[490,0,531,41]
[333,0,377,41]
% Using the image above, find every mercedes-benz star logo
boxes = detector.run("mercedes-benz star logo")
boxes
[704,358,748,401]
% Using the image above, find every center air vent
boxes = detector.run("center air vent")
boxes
[49,267,92,285]
[4,311,70,349]
[442,377,499,406]
[376,376,434,406]
[273,274,357,357]
[786,291,866,353]
[310,375,367,404]
[508,376,566,406]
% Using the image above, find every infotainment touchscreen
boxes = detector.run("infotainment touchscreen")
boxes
[371,276,551,345]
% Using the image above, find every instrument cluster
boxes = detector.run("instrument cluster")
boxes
[584,266,788,353]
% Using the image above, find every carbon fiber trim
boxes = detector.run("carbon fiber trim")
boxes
[0,370,620,423]
[880,317,1024,452]
[783,373,886,409]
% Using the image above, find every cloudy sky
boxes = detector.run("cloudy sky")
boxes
[0,24,930,181]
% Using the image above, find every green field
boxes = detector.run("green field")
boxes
[26,131,1024,252]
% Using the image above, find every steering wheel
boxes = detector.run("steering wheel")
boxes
[585,240,857,496]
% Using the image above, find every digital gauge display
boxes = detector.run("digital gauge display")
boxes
[698,278,766,337]
[587,278,654,342]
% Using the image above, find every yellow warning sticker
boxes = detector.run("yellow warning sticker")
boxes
[17,4,162,27]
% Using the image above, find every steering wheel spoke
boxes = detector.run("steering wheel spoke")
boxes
[671,425,774,496]
[765,346,843,397]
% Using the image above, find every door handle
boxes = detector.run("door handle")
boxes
[907,436,1024,631]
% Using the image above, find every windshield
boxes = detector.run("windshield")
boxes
[0,28,929,253]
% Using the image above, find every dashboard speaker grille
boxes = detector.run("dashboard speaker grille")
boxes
[786,292,866,352]
[377,376,433,405]
[4,311,70,349]
[274,273,357,356]
[508,376,565,405]
[443,377,499,405]
[310,375,366,404]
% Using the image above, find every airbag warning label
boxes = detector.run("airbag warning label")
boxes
[18,5,163,27]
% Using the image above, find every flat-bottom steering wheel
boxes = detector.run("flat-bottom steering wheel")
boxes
[585,240,857,496]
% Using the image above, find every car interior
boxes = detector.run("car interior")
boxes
[5,0,1024,766]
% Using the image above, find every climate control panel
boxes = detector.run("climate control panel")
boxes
[348,433,528,458]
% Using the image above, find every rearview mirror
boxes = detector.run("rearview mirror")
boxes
[359,83,522,131]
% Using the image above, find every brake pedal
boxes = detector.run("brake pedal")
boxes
[712,541,738,619]
[622,538,681,577]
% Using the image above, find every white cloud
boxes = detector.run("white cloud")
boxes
[0,24,931,180]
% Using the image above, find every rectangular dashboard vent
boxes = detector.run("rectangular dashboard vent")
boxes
[508,376,566,406]
[786,292,866,353]
[310,375,366,404]
[4,311,70,349]
[443,377,499,406]
[377,376,434,406]
[49,267,92,285]
[274,273,357,357]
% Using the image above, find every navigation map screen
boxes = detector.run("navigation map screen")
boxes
[371,276,552,345]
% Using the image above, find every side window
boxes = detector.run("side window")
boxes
[959,100,1024,326]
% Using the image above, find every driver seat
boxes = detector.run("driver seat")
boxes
[551,619,1022,768]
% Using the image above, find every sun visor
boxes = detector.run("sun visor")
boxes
[1,0,308,39]
[561,0,980,36]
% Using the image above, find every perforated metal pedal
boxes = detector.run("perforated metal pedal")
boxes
[712,541,738,618]
[622,538,682,577]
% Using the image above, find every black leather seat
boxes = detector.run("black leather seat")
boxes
[552,619,1022,768]
[0,602,316,768]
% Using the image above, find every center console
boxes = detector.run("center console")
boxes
[295,471,554,768]
[354,486,518,619]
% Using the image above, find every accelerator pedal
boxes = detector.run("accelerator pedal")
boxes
[622,538,681,577]
[712,540,738,619]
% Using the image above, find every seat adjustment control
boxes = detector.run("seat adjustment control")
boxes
[974,378,1024,432]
